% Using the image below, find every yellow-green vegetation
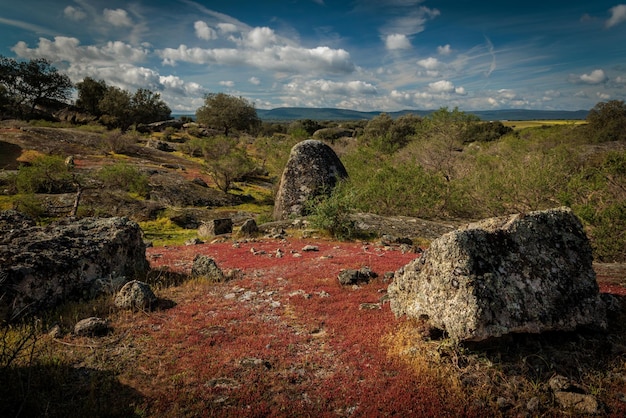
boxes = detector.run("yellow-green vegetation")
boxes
[139,217,199,246]
[502,119,587,130]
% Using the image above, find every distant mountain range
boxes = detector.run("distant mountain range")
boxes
[254,107,589,122]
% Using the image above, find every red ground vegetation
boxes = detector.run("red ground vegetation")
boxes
[126,239,626,416]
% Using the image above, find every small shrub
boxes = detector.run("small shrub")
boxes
[96,162,149,197]
[306,182,358,240]
[99,130,137,154]
[14,155,73,194]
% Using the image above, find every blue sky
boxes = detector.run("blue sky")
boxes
[1,0,625,113]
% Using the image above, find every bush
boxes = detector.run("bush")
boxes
[99,130,138,154]
[14,155,73,194]
[96,162,149,197]
[306,183,358,240]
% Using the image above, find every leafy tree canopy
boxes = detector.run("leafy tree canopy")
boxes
[196,93,260,136]
[0,55,72,116]
[586,100,626,142]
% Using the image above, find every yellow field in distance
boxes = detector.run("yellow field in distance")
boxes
[502,120,587,130]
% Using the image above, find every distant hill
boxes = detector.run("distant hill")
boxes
[255,107,589,122]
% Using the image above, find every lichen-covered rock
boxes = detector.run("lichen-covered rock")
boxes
[198,218,233,237]
[238,219,259,237]
[0,213,149,321]
[114,280,157,310]
[273,140,348,220]
[191,255,225,282]
[388,207,607,342]
[74,317,110,336]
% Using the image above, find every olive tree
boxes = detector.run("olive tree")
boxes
[76,77,107,115]
[196,93,260,136]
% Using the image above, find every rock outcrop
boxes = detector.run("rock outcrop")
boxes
[388,207,607,342]
[273,139,348,221]
[0,211,149,321]
[114,280,157,310]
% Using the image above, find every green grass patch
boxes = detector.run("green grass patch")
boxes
[139,218,199,247]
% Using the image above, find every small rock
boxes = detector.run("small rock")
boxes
[114,280,157,310]
[191,255,225,282]
[554,391,599,414]
[302,245,319,252]
[184,237,204,246]
[47,324,62,339]
[74,317,110,337]
[338,267,378,286]
[526,397,540,412]
[359,303,381,310]
[239,219,259,237]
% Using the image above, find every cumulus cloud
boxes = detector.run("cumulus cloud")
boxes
[428,80,455,93]
[437,44,452,55]
[244,27,278,49]
[218,23,239,34]
[286,79,377,97]
[219,80,235,87]
[597,92,611,100]
[249,76,261,85]
[103,8,133,27]
[159,43,355,75]
[194,21,217,41]
[385,34,411,50]
[455,86,467,95]
[12,36,148,64]
[417,57,440,70]
[64,6,86,21]
[579,69,608,84]
[606,4,626,28]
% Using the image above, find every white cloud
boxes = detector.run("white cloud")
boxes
[579,69,607,84]
[597,92,611,100]
[103,8,133,27]
[437,44,452,55]
[286,79,377,96]
[249,76,261,85]
[218,23,239,34]
[219,80,235,87]
[244,27,278,49]
[383,6,440,36]
[12,36,148,64]
[606,4,626,28]
[159,43,355,75]
[64,6,86,21]
[455,86,467,95]
[616,76,626,84]
[385,34,411,50]
[194,21,217,41]
[417,57,440,70]
[428,80,454,93]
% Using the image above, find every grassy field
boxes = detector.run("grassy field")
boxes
[502,119,587,130]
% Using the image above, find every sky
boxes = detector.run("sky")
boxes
[1,0,625,113]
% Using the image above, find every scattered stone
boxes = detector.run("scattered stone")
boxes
[114,280,157,310]
[359,303,381,310]
[273,139,348,220]
[74,317,110,337]
[0,212,149,321]
[192,177,209,188]
[238,219,259,237]
[191,255,225,282]
[338,267,377,286]
[317,291,330,298]
[526,397,540,412]
[388,207,607,342]
[275,249,284,258]
[198,218,233,237]
[554,392,599,414]
[185,238,204,246]
[302,245,319,252]
[146,139,175,152]
[47,324,62,339]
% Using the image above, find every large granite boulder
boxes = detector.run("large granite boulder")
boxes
[0,211,149,321]
[273,139,348,221]
[388,207,607,342]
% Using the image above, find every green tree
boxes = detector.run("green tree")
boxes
[76,77,107,116]
[0,56,72,117]
[131,88,171,124]
[201,136,256,192]
[98,86,132,130]
[196,93,260,136]
[586,100,626,142]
